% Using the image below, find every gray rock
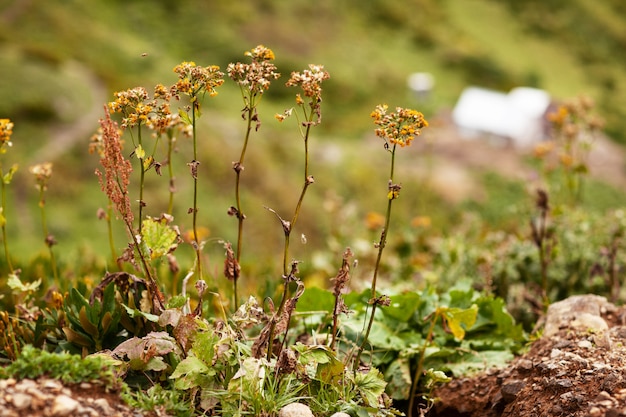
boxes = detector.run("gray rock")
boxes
[501,379,526,403]
[543,294,610,337]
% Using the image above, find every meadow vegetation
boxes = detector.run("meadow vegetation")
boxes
[1,41,625,416]
[1,1,626,416]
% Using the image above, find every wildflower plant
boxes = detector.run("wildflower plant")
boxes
[171,61,224,281]
[226,45,280,309]
[108,87,152,236]
[265,63,330,359]
[0,119,17,273]
[354,104,428,370]
[30,162,59,286]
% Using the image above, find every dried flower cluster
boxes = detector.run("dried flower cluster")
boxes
[371,104,429,148]
[286,64,330,101]
[29,163,53,192]
[227,45,280,96]
[95,108,134,226]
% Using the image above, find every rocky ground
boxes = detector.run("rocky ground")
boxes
[432,295,626,417]
[0,377,142,417]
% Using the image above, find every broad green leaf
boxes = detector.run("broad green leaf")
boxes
[441,305,478,340]
[443,350,514,377]
[383,292,421,322]
[142,217,179,259]
[296,286,335,313]
[354,368,386,407]
[384,358,412,400]
[170,355,210,380]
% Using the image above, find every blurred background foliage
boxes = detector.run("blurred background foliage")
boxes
[1,0,626,300]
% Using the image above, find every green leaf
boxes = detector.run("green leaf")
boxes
[178,108,192,125]
[142,217,179,260]
[121,304,159,322]
[383,292,421,322]
[443,350,514,377]
[354,368,387,407]
[2,163,18,185]
[296,286,335,313]
[170,355,210,380]
[384,358,412,400]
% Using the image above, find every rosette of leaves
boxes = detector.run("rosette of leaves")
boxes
[62,284,124,354]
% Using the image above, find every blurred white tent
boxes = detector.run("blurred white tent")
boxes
[452,86,551,148]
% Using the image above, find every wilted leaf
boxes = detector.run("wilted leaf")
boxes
[441,305,478,340]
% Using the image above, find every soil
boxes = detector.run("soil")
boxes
[431,299,626,417]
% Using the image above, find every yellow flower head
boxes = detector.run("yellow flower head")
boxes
[172,61,224,98]
[371,105,428,148]
[0,119,14,151]
[245,45,276,62]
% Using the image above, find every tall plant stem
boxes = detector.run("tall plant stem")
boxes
[1,180,13,273]
[267,120,313,360]
[191,103,203,280]
[232,104,255,310]
[137,127,145,236]
[37,187,58,287]
[105,202,118,269]
[353,145,396,371]
[166,134,175,215]
[408,312,439,417]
